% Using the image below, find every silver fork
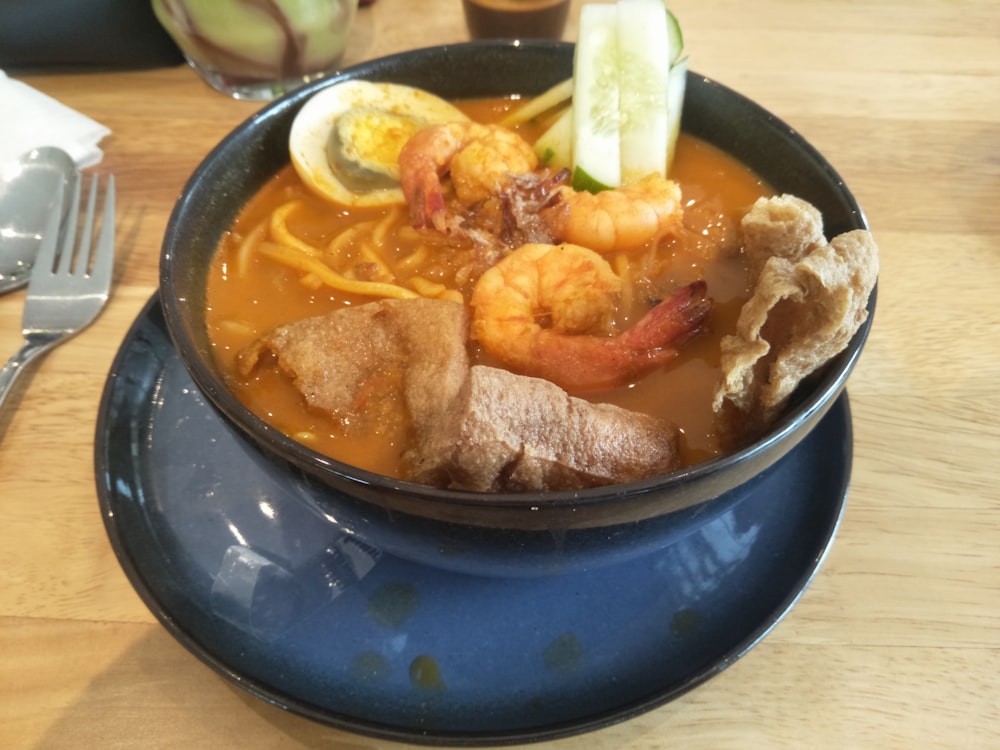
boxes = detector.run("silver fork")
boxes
[0,172,116,412]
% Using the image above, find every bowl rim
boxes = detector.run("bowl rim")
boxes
[160,39,876,512]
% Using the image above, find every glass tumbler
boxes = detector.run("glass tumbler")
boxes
[462,0,570,40]
[152,0,357,100]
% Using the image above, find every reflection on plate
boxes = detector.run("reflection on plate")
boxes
[96,295,852,746]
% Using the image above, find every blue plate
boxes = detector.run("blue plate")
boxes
[96,295,852,746]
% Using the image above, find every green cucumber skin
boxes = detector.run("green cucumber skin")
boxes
[665,56,687,172]
[667,7,684,64]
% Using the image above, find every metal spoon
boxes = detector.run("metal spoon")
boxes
[0,147,78,295]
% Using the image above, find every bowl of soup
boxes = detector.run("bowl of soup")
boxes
[159,40,876,575]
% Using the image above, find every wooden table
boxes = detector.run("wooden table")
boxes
[2,1,998,747]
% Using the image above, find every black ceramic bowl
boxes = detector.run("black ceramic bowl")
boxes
[160,40,875,575]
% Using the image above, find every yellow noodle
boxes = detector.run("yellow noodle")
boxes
[407,278,463,304]
[234,219,267,277]
[610,253,631,315]
[217,319,257,338]
[639,243,663,278]
[372,205,403,246]
[359,242,395,281]
[271,201,322,258]
[258,241,418,300]
[299,272,323,290]
[396,245,429,272]
[407,276,448,298]
[327,221,372,259]
[396,225,425,244]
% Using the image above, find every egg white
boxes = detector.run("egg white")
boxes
[289,80,469,207]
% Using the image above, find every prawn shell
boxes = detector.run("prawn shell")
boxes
[289,80,470,207]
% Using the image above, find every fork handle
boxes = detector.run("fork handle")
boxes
[0,339,56,414]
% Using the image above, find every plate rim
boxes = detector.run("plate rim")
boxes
[94,293,853,746]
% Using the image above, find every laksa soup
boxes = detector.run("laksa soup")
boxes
[203,79,877,494]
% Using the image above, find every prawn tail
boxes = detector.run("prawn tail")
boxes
[399,126,454,230]
[407,181,447,231]
[526,333,646,391]
[623,280,712,352]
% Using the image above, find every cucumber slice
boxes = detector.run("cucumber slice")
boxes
[534,107,573,169]
[500,78,573,128]
[572,165,615,194]
[667,7,684,63]
[563,1,687,188]
[666,56,688,172]
[571,3,621,192]
[617,0,671,182]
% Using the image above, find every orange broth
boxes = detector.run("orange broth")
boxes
[205,97,771,478]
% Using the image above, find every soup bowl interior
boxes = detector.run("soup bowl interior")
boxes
[160,40,875,575]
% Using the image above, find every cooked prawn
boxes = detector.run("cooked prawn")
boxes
[471,243,711,391]
[398,121,538,231]
[543,173,685,254]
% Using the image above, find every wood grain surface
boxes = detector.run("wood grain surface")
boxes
[2,1,998,748]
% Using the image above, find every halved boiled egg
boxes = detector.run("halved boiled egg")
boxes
[289,80,469,207]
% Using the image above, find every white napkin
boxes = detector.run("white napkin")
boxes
[0,70,111,169]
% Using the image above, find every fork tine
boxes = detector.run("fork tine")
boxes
[56,172,82,275]
[90,175,116,287]
[33,184,65,277]
[72,173,99,276]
